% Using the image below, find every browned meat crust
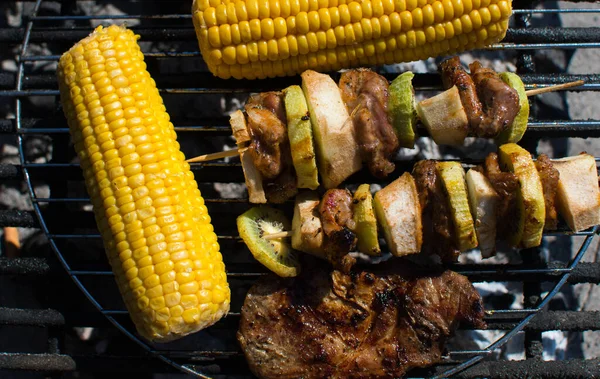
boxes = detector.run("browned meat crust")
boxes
[535,154,560,230]
[439,57,484,135]
[481,153,520,239]
[319,189,357,271]
[238,261,486,379]
[263,163,298,204]
[413,160,460,262]
[246,92,297,203]
[339,69,399,178]
[469,62,521,138]
[245,92,288,179]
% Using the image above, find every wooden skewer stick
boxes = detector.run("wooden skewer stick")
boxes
[263,231,293,240]
[187,80,585,164]
[525,80,584,97]
[186,147,247,163]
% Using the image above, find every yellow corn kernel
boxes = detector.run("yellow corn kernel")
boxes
[194,0,510,77]
[57,25,230,343]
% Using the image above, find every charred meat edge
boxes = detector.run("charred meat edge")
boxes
[245,92,298,203]
[339,69,400,178]
[413,160,460,262]
[237,261,486,379]
[319,189,357,272]
[535,154,560,230]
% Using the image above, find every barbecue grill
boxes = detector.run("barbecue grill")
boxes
[1,0,600,377]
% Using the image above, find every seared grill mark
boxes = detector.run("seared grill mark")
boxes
[237,262,486,379]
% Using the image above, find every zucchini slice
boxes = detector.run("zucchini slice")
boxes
[437,162,478,251]
[496,72,529,144]
[283,85,320,190]
[388,71,418,148]
[498,143,545,248]
[352,184,381,256]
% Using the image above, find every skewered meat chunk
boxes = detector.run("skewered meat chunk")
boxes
[339,69,400,178]
[245,92,289,180]
[469,61,521,138]
[319,189,357,271]
[535,154,560,230]
[238,261,486,379]
[439,57,484,135]
[413,161,460,262]
[246,92,298,203]
[481,152,520,239]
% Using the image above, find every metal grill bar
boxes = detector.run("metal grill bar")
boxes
[19,8,600,21]
[1,26,600,45]
[0,257,52,276]
[4,120,600,138]
[5,256,600,284]
[1,72,598,91]
[0,353,76,372]
[0,308,65,327]
[452,359,600,379]
[0,209,38,227]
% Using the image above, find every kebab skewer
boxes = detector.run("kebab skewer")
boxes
[236,145,600,277]
[188,59,583,205]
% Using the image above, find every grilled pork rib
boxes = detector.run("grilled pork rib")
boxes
[238,262,486,379]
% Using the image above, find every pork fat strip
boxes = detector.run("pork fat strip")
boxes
[245,92,289,179]
[339,69,400,178]
[238,260,486,379]
[480,152,520,239]
[469,62,521,138]
[319,189,357,271]
[535,154,560,230]
[439,57,484,135]
[413,160,460,262]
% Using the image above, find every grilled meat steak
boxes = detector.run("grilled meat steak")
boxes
[413,160,460,262]
[469,62,520,138]
[439,57,484,135]
[339,69,399,178]
[238,261,486,379]
[319,189,357,271]
[535,154,560,230]
[246,92,297,203]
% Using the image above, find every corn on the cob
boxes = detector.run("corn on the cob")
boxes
[192,0,512,79]
[57,25,230,342]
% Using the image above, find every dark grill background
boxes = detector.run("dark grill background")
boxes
[1,0,600,378]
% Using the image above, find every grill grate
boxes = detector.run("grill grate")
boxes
[1,0,600,377]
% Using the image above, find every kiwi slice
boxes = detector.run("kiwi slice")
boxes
[437,161,478,252]
[495,72,529,144]
[352,184,381,256]
[237,206,300,277]
[388,71,417,148]
[498,143,545,248]
[283,85,320,190]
